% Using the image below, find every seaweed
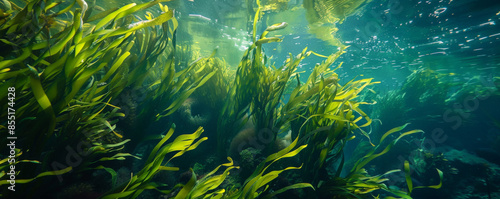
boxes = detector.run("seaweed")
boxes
[0,149,72,193]
[404,160,443,196]
[187,57,231,110]
[174,157,238,199]
[0,0,180,196]
[100,127,208,199]
[213,1,433,198]
[224,136,314,199]
[216,1,305,155]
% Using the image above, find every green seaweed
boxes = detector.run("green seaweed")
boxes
[404,160,443,196]
[174,157,238,199]
[100,127,208,199]
[0,0,180,196]
[224,136,314,199]
[0,149,72,191]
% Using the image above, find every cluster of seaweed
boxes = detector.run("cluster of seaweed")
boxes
[366,68,454,140]
[367,68,500,197]
[369,68,499,139]
[0,0,442,198]
[0,0,199,197]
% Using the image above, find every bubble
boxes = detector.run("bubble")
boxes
[434,7,447,15]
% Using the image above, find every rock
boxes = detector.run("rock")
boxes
[443,149,500,199]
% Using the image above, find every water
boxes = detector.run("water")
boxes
[1,0,499,198]
[336,0,500,88]
[173,0,499,86]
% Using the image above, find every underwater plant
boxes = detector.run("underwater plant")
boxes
[100,126,312,199]
[223,136,314,199]
[0,149,72,196]
[369,68,455,139]
[216,0,307,156]
[117,28,216,151]
[313,124,443,199]
[187,57,231,110]
[0,0,197,197]
[173,157,239,199]
[99,127,208,199]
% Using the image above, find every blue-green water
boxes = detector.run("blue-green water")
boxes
[173,0,499,86]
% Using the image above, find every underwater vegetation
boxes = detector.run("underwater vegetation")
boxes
[0,0,444,198]
[369,67,500,143]
[364,68,500,198]
[367,68,455,140]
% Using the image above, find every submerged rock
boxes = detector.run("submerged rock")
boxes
[443,149,500,199]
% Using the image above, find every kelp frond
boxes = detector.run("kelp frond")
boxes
[0,149,72,189]
[100,127,208,199]
[225,136,314,199]
[174,157,239,199]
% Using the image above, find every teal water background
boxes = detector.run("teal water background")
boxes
[166,0,499,91]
